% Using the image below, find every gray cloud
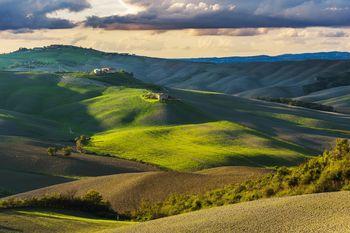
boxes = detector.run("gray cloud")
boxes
[2,0,350,31]
[0,0,90,30]
[190,28,269,36]
[85,0,350,30]
[318,30,349,37]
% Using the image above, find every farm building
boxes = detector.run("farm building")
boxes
[155,93,169,101]
[93,67,115,75]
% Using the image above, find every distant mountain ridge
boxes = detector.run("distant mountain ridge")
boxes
[181,52,350,64]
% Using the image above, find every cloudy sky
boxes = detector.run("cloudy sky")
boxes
[1,0,350,57]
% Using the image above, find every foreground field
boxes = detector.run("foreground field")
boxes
[0,209,132,233]
[10,167,271,213]
[113,191,350,233]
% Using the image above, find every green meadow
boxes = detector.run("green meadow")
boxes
[1,70,350,171]
[86,121,308,171]
[0,209,132,233]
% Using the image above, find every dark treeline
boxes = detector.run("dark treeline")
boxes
[257,97,335,113]
[0,190,126,220]
[304,72,350,94]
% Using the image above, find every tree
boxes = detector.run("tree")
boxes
[62,146,73,156]
[47,147,58,156]
[82,190,103,204]
[75,135,90,153]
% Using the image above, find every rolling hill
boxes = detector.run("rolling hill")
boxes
[182,51,350,63]
[8,167,271,214]
[112,191,350,233]
[0,70,349,173]
[1,46,350,104]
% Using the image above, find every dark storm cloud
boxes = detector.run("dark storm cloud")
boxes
[85,0,350,30]
[0,0,90,30]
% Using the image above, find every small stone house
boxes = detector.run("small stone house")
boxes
[155,93,169,101]
[93,67,115,75]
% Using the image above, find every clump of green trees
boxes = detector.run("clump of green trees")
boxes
[0,190,121,219]
[257,97,335,112]
[47,135,90,157]
[47,146,73,157]
[132,139,350,221]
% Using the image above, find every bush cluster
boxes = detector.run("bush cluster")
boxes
[0,190,121,219]
[257,97,335,112]
[47,146,73,157]
[132,139,350,221]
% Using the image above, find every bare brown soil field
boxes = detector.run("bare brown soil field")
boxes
[113,191,350,233]
[0,169,73,194]
[0,137,158,177]
[0,136,159,194]
[9,166,271,213]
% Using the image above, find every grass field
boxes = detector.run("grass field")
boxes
[113,191,350,233]
[86,121,309,171]
[0,209,132,233]
[1,71,350,172]
[10,167,271,214]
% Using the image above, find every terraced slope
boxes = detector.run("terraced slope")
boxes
[0,209,132,233]
[10,167,271,214]
[113,191,350,233]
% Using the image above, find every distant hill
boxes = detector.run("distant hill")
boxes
[1,46,350,108]
[182,52,350,64]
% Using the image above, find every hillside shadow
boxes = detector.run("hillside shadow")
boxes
[0,225,22,232]
[0,71,105,140]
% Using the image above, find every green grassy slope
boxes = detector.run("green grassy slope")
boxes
[0,71,349,171]
[113,191,350,233]
[86,121,309,170]
[169,89,350,152]
[0,209,132,233]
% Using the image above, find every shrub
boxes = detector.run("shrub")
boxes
[75,135,90,153]
[47,147,58,156]
[61,146,73,156]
